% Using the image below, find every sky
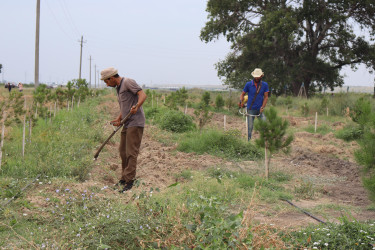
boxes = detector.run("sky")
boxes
[0,0,374,87]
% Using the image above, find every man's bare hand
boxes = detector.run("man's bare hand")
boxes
[110,118,121,127]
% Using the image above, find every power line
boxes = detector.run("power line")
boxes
[45,0,75,41]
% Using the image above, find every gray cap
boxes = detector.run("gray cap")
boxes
[100,67,118,80]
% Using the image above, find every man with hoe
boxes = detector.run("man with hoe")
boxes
[240,68,269,140]
[101,67,147,192]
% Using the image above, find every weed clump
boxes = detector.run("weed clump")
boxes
[178,129,262,160]
[158,110,195,133]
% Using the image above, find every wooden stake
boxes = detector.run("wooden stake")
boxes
[67,100,70,111]
[22,99,26,157]
[29,116,32,143]
[22,114,26,157]
[54,102,57,117]
[71,96,74,110]
[0,112,7,170]
[246,116,248,139]
[326,107,328,117]
[184,104,187,114]
[265,146,269,179]
[314,112,318,133]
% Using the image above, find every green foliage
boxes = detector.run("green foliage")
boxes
[202,91,211,106]
[294,180,316,199]
[193,102,213,130]
[254,107,293,154]
[33,84,51,105]
[201,0,375,96]
[165,87,189,109]
[355,130,375,201]
[215,94,225,110]
[319,96,329,115]
[335,124,363,141]
[305,124,333,135]
[269,95,277,106]
[300,102,309,117]
[178,129,263,160]
[350,97,372,128]
[285,217,375,249]
[75,79,90,101]
[158,110,195,133]
[0,98,104,180]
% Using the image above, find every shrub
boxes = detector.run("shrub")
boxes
[215,94,225,110]
[177,129,263,160]
[158,110,195,133]
[300,102,309,117]
[335,124,363,141]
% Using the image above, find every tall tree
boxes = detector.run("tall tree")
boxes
[200,0,375,96]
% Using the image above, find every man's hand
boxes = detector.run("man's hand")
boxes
[239,100,244,108]
[130,104,138,114]
[260,107,265,113]
[110,117,121,127]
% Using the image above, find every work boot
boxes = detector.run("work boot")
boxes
[114,180,126,188]
[121,180,134,193]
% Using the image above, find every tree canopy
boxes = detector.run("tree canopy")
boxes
[200,0,375,96]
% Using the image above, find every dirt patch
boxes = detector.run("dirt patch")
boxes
[84,101,375,228]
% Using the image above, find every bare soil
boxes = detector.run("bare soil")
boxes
[87,101,375,229]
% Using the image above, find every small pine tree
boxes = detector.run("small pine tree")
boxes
[215,94,225,110]
[202,91,211,106]
[254,107,294,179]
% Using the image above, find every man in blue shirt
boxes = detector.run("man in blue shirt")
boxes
[240,68,269,140]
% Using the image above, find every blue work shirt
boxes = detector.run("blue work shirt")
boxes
[243,80,269,110]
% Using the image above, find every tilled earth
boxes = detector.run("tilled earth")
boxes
[90,102,375,229]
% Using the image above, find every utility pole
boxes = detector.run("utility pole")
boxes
[89,56,92,88]
[94,64,97,88]
[97,70,100,88]
[78,36,86,80]
[34,0,40,88]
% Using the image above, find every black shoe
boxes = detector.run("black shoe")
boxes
[114,180,126,187]
[121,180,134,192]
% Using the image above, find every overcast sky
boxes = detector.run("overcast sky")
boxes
[0,0,374,87]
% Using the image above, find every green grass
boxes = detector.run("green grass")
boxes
[283,216,375,249]
[1,98,105,181]
[177,129,263,161]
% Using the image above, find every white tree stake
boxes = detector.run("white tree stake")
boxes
[184,104,187,114]
[246,116,248,139]
[314,112,318,133]
[29,116,32,143]
[265,146,269,179]
[78,96,81,107]
[54,102,57,117]
[22,99,26,157]
[157,97,159,107]
[0,112,7,170]
[71,96,74,110]
[326,107,329,116]
[67,100,70,111]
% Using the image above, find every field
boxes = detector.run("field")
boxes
[0,86,374,249]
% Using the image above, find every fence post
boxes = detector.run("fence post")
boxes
[0,112,7,170]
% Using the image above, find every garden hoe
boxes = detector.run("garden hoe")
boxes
[93,105,137,160]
